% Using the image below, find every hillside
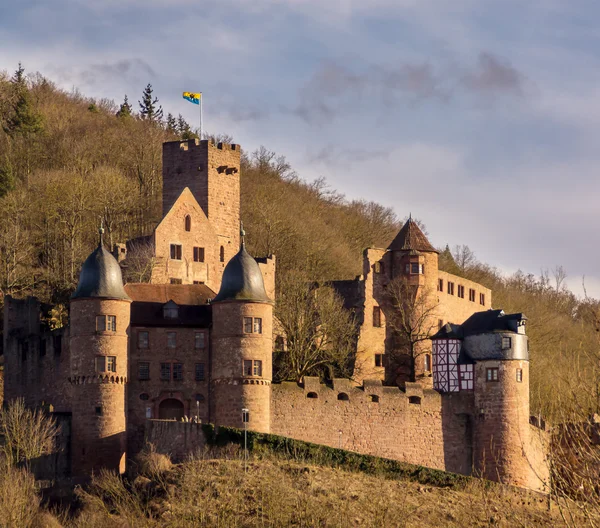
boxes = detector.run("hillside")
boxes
[0,65,599,421]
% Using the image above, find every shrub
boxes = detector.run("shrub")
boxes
[0,459,40,527]
[134,443,172,478]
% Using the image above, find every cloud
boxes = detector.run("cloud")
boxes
[290,52,526,124]
[308,144,390,167]
[53,59,157,88]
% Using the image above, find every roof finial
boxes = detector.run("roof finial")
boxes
[240,221,246,248]
[99,220,105,248]
[409,212,412,221]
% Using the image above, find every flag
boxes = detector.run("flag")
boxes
[183,92,201,105]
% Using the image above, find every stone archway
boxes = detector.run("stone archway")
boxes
[158,398,184,420]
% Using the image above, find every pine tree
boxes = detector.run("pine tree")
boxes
[166,113,177,132]
[176,114,197,140]
[116,95,132,118]
[138,84,163,122]
[3,63,43,139]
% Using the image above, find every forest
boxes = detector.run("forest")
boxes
[0,64,598,422]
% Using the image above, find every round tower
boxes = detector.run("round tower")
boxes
[211,229,273,433]
[69,230,131,477]
[471,328,531,487]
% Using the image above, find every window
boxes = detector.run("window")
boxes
[337,393,349,401]
[457,285,465,298]
[480,293,485,305]
[373,306,382,328]
[95,406,103,416]
[173,363,183,381]
[374,261,384,274]
[469,289,476,302]
[163,302,179,319]
[138,331,149,349]
[516,368,523,383]
[370,394,380,403]
[307,392,318,399]
[243,359,262,377]
[410,262,423,274]
[447,282,455,295]
[220,246,225,262]
[195,394,205,402]
[193,247,205,262]
[195,363,205,381]
[167,332,176,348]
[184,215,191,232]
[195,332,205,349]
[375,354,386,367]
[170,278,182,284]
[160,363,171,381]
[275,335,285,351]
[96,356,116,373]
[170,244,182,260]
[139,393,150,401]
[138,362,150,380]
[409,396,422,405]
[96,315,116,332]
[486,367,499,382]
[424,354,432,372]
[438,278,443,291]
[244,317,262,334]
[502,336,512,350]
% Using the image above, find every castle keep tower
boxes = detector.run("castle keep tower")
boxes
[69,232,131,477]
[162,139,241,266]
[210,229,273,433]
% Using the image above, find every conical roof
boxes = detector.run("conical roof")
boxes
[212,239,271,303]
[72,240,130,301]
[388,217,438,253]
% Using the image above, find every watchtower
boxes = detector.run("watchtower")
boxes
[210,228,273,433]
[69,230,131,477]
[162,139,241,266]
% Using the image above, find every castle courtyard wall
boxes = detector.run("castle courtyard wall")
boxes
[270,378,475,475]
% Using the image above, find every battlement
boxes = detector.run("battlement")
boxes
[163,138,240,153]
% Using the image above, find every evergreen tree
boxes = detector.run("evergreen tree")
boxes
[116,95,132,118]
[138,84,163,122]
[166,113,177,132]
[176,114,197,140]
[3,64,44,138]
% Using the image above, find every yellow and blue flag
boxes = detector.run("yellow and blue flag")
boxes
[183,92,201,105]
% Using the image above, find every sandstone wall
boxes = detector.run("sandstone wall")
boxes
[436,271,492,326]
[145,420,207,462]
[270,377,474,475]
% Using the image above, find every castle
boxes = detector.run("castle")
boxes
[2,138,548,491]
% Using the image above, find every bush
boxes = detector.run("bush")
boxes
[134,443,172,478]
[0,459,41,527]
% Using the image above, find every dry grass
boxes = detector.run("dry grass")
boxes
[132,443,172,479]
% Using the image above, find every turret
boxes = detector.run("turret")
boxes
[210,227,273,433]
[69,228,131,477]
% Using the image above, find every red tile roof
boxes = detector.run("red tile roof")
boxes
[124,283,215,305]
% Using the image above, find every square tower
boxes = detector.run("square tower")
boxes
[162,139,241,264]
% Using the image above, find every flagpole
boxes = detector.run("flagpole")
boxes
[200,93,203,140]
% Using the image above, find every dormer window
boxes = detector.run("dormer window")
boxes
[163,301,179,319]
[184,215,191,232]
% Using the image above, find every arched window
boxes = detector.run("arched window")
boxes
[184,215,191,232]
[408,396,422,405]
[337,393,349,401]
[220,246,225,262]
[307,392,318,399]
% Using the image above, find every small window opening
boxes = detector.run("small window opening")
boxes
[437,278,443,291]
[373,306,382,328]
[370,394,380,403]
[469,288,476,302]
[375,353,386,367]
[95,406,103,416]
[516,368,523,383]
[220,246,225,262]
[139,393,150,401]
[424,354,432,372]
[408,396,422,405]
[337,393,349,401]
[184,215,191,232]
[502,336,512,349]
[307,392,318,399]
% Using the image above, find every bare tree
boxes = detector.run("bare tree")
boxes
[122,239,156,284]
[274,270,357,382]
[384,277,439,383]
[0,398,60,467]
[453,245,477,273]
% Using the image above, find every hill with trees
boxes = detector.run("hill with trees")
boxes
[0,64,598,421]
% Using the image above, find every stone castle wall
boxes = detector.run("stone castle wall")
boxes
[437,271,492,325]
[270,377,475,475]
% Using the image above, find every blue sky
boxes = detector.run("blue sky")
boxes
[2,0,600,297]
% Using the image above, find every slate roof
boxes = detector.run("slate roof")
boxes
[212,241,271,303]
[72,243,130,301]
[387,218,438,253]
[431,310,527,340]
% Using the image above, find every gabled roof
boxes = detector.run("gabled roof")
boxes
[387,217,438,253]
[124,283,215,305]
[431,310,528,340]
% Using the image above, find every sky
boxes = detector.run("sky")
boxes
[1,0,600,297]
